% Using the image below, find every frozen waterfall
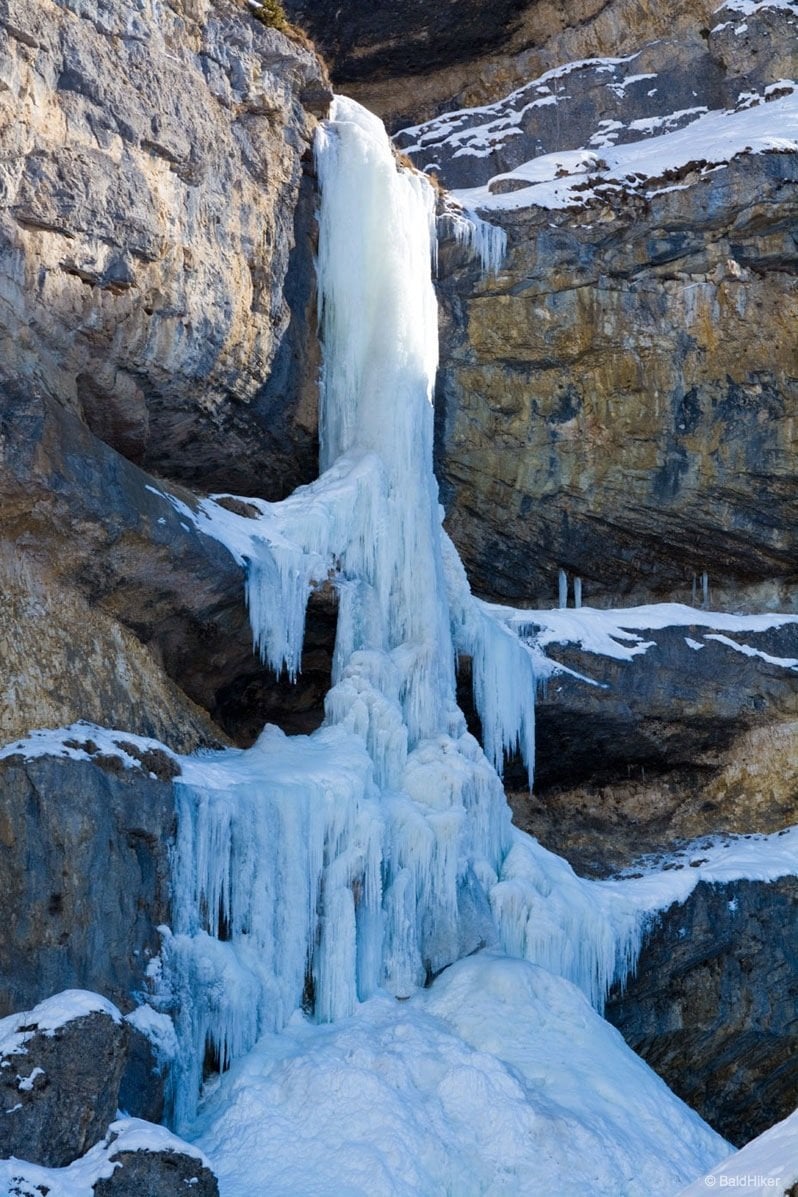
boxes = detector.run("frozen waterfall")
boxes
[161,97,645,1131]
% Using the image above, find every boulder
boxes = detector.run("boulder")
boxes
[0,991,127,1167]
[93,1119,219,1197]
[0,1116,220,1196]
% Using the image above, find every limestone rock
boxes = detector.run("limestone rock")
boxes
[501,619,798,874]
[0,992,127,1167]
[0,0,329,499]
[532,621,798,791]
[311,0,720,130]
[283,0,530,96]
[436,148,798,609]
[0,754,174,1016]
[0,375,249,747]
[511,719,798,878]
[606,878,798,1146]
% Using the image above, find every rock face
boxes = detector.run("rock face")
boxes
[606,878,798,1147]
[0,754,174,1017]
[288,0,723,131]
[0,994,127,1167]
[0,0,337,751]
[426,4,798,611]
[503,620,798,875]
[284,0,530,98]
[0,0,328,499]
[0,374,243,748]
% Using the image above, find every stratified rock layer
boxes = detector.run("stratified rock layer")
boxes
[607,877,798,1147]
[436,147,798,610]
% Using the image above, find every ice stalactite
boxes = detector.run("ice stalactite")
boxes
[442,204,508,275]
[161,96,646,1129]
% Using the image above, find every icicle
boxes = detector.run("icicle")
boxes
[574,577,583,609]
[558,568,568,609]
[446,205,507,276]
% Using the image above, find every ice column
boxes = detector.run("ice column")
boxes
[160,97,643,1129]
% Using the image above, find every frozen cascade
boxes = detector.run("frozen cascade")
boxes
[161,97,646,1130]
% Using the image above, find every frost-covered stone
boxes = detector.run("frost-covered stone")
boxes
[0,1117,219,1197]
[93,1122,218,1197]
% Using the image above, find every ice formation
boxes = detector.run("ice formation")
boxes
[96,95,733,1194]
[153,97,659,1131]
[192,955,728,1197]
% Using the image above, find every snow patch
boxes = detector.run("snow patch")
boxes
[451,88,798,213]
[703,632,798,669]
[484,601,798,670]
[679,1107,798,1195]
[0,990,121,1060]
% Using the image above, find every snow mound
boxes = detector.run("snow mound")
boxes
[678,1107,798,1194]
[192,954,730,1197]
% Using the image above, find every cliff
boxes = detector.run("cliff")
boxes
[0,0,796,1180]
[0,0,331,750]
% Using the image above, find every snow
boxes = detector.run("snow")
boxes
[703,632,798,668]
[15,1068,44,1092]
[0,722,182,776]
[192,954,728,1197]
[0,1118,210,1197]
[0,991,121,1060]
[601,825,798,913]
[480,601,798,675]
[451,88,798,212]
[678,1108,798,1195]
[125,1004,179,1066]
[397,56,639,159]
[715,0,796,15]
